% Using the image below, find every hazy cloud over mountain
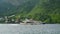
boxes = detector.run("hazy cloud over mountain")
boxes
[0,0,28,6]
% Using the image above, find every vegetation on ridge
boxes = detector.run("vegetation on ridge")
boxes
[0,0,60,23]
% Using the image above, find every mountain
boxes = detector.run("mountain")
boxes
[0,0,60,23]
[27,0,60,23]
[0,0,31,16]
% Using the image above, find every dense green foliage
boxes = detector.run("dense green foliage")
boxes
[0,0,60,23]
[27,0,60,23]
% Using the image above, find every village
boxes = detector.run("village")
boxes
[0,15,45,25]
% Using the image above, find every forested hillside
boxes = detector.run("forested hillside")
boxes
[27,0,60,23]
[0,0,60,23]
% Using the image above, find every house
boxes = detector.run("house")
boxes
[20,18,43,25]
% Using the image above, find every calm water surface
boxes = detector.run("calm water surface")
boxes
[0,24,60,34]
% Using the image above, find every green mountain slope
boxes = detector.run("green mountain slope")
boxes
[0,0,60,23]
[17,0,60,23]
[27,0,60,23]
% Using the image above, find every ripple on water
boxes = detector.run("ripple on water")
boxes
[0,24,60,34]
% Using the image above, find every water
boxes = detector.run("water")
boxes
[0,24,60,34]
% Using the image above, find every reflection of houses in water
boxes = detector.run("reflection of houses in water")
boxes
[20,18,44,25]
